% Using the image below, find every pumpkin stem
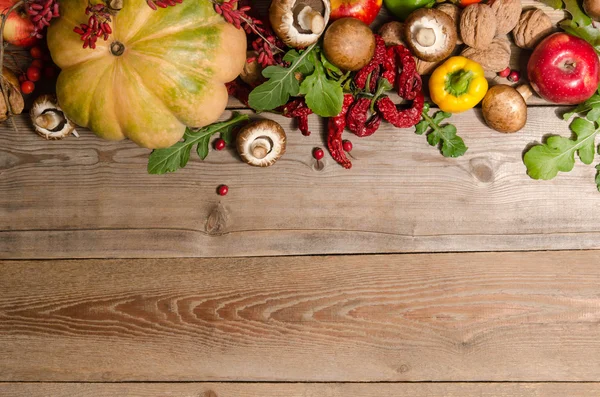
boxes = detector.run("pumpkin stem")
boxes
[110,41,125,56]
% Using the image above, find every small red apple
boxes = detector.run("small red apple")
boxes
[527,32,600,105]
[0,0,37,47]
[330,0,382,25]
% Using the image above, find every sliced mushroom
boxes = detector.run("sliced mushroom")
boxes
[269,0,330,48]
[30,94,78,140]
[404,8,457,62]
[236,119,286,167]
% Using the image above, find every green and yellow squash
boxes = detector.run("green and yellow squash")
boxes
[48,0,246,148]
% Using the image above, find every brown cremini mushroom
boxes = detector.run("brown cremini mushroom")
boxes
[322,18,375,71]
[378,21,406,47]
[269,0,330,48]
[236,119,287,167]
[30,94,78,140]
[482,85,532,133]
[404,8,457,62]
[435,3,462,44]
[240,51,265,87]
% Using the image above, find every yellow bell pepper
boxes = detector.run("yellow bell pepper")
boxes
[429,56,488,113]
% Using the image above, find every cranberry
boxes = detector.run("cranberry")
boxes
[30,46,43,59]
[26,66,41,82]
[217,185,229,196]
[20,81,35,95]
[313,148,324,160]
[342,140,353,152]
[507,70,520,83]
[497,67,511,78]
[214,138,226,150]
[31,59,44,69]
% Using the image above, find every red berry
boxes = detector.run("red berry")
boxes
[31,59,44,69]
[507,70,520,82]
[214,138,226,150]
[30,46,43,59]
[497,67,511,78]
[20,80,35,94]
[217,185,229,196]
[313,148,324,160]
[342,140,353,152]
[43,66,56,79]
[26,66,41,82]
[18,74,26,83]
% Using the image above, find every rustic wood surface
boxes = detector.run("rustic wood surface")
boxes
[3,0,600,394]
[2,383,600,397]
[2,251,600,382]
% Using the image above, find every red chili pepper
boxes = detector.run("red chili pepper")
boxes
[346,98,382,138]
[384,45,422,100]
[327,94,355,169]
[354,35,387,92]
[281,98,313,136]
[377,91,424,128]
[226,80,251,107]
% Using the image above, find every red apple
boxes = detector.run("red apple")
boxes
[527,32,600,105]
[0,0,37,47]
[330,0,383,25]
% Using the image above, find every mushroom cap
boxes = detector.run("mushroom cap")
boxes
[270,0,331,48]
[30,94,77,140]
[404,8,457,62]
[482,85,527,133]
[236,119,287,167]
[323,18,376,71]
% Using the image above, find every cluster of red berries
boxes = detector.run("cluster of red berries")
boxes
[146,0,183,10]
[73,3,112,49]
[26,0,60,39]
[18,46,57,95]
[497,67,520,83]
[313,141,352,161]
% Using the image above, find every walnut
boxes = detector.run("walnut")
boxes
[489,0,521,35]
[512,9,553,49]
[435,3,463,44]
[379,21,406,47]
[460,4,497,49]
[415,57,441,75]
[460,36,511,72]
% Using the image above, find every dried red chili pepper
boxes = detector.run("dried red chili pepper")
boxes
[377,91,425,128]
[346,98,382,138]
[226,80,251,107]
[354,35,387,92]
[384,45,422,100]
[281,98,313,136]
[327,94,355,169]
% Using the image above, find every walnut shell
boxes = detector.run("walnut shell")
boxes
[460,4,497,50]
[489,0,522,35]
[435,3,462,44]
[512,9,553,49]
[379,21,406,47]
[460,36,511,72]
[415,57,441,75]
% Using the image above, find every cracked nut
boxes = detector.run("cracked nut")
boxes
[461,36,511,72]
[512,8,553,49]
[489,0,522,35]
[460,4,497,50]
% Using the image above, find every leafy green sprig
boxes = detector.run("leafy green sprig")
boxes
[415,103,467,158]
[248,44,344,117]
[541,0,600,53]
[147,112,249,175]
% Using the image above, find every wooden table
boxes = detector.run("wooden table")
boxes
[3,1,600,395]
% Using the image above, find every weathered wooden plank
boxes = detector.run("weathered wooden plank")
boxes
[2,251,600,381]
[2,383,600,397]
[1,105,599,258]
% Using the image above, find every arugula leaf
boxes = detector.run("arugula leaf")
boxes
[283,49,315,75]
[563,94,600,120]
[299,51,343,117]
[147,112,249,175]
[415,104,467,158]
[595,163,600,191]
[249,43,317,111]
[523,118,599,180]
[564,0,591,26]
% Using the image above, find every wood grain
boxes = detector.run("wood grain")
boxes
[2,383,600,397]
[2,105,600,259]
[2,251,600,381]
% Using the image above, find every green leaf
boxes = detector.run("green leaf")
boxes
[416,106,467,158]
[563,94,600,120]
[249,44,317,111]
[299,51,343,117]
[147,112,250,175]
[563,0,591,27]
[523,117,599,180]
[320,51,342,76]
[538,0,564,9]
[284,49,315,75]
[595,163,600,191]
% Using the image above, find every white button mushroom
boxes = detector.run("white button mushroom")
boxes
[269,0,331,48]
[236,119,287,167]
